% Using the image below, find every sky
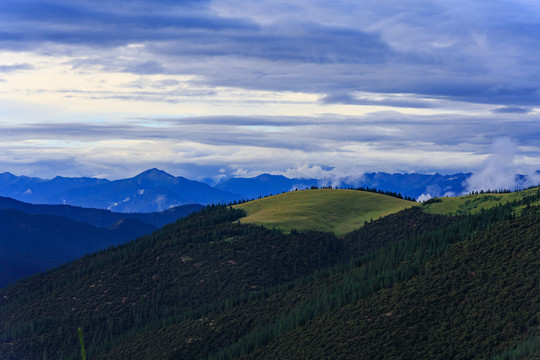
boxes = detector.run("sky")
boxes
[1,0,540,188]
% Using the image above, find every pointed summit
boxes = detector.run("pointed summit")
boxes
[133,168,175,181]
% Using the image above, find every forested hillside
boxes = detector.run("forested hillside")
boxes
[0,209,154,287]
[0,199,203,287]
[0,189,539,359]
[0,196,203,228]
[244,213,540,359]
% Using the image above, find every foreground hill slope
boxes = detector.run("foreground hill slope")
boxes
[0,189,539,359]
[234,189,415,235]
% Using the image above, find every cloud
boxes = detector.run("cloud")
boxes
[123,78,181,89]
[0,1,251,48]
[465,138,540,192]
[417,193,432,202]
[0,63,34,72]
[2,0,540,107]
[320,92,436,109]
[0,111,539,180]
[491,106,532,114]
[283,164,366,188]
[124,61,166,75]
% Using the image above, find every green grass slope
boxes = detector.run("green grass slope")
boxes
[234,189,415,235]
[422,186,540,215]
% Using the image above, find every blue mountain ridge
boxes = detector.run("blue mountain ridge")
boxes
[217,172,472,200]
[0,197,203,287]
[0,168,240,212]
[0,168,475,211]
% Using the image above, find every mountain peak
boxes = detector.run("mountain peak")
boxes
[134,168,175,180]
[255,173,286,181]
[0,172,17,179]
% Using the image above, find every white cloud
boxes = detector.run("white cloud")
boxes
[283,164,366,187]
[417,193,432,202]
[465,138,540,192]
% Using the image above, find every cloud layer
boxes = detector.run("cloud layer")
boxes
[2,0,540,104]
[1,113,539,181]
[0,0,539,183]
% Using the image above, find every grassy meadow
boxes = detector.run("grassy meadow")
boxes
[234,189,414,236]
[422,187,540,215]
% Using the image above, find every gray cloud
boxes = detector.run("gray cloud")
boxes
[33,87,219,103]
[0,111,539,179]
[2,0,540,106]
[0,63,34,72]
[3,112,540,149]
[491,106,532,114]
[320,93,436,109]
[124,61,166,75]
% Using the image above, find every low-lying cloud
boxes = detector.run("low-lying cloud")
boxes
[283,164,366,188]
[465,138,540,193]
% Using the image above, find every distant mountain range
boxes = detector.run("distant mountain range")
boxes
[0,168,473,212]
[0,197,202,287]
[0,168,238,212]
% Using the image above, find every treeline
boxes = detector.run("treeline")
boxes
[468,184,540,195]
[226,185,416,206]
[306,185,415,201]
